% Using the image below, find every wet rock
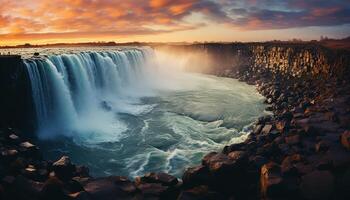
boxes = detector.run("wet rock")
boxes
[41,177,70,200]
[177,185,224,200]
[182,165,210,187]
[285,135,300,145]
[276,120,288,132]
[228,151,247,163]
[84,176,137,200]
[137,182,167,197]
[76,165,89,177]
[261,124,273,135]
[249,155,268,168]
[281,154,302,175]
[202,152,217,166]
[315,140,330,153]
[137,172,178,186]
[222,142,244,154]
[260,162,285,198]
[252,124,263,135]
[52,156,76,181]
[67,179,84,193]
[202,153,235,174]
[340,130,350,150]
[300,170,335,200]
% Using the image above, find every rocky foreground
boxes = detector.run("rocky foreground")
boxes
[1,43,350,200]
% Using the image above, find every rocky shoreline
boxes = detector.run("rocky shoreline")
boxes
[1,44,350,200]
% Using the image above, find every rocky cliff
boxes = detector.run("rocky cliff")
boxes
[155,43,350,81]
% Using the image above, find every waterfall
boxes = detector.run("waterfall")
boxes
[24,48,156,142]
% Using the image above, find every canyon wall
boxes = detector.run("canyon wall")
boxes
[155,43,350,81]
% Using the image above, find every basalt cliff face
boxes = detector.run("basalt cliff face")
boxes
[0,43,349,200]
[155,43,349,80]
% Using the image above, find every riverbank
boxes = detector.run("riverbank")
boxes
[0,43,349,200]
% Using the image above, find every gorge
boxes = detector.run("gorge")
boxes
[0,42,349,200]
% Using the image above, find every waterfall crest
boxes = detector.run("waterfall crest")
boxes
[24,48,155,142]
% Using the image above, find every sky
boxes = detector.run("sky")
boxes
[0,0,349,45]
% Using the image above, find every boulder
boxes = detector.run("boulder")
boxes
[52,156,76,181]
[182,165,210,187]
[20,141,35,149]
[315,140,330,153]
[276,120,288,132]
[260,162,285,198]
[69,191,92,200]
[76,165,89,178]
[177,185,224,200]
[222,142,244,154]
[285,135,300,145]
[252,124,263,135]
[202,153,236,174]
[84,176,137,200]
[261,124,273,135]
[300,170,335,200]
[41,177,70,200]
[340,130,350,150]
[281,154,302,175]
[137,172,178,186]
[137,182,167,197]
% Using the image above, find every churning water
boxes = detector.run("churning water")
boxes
[19,47,266,177]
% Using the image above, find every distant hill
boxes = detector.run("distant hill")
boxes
[319,36,350,50]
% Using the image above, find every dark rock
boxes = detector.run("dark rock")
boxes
[137,172,178,186]
[281,154,302,175]
[285,135,301,145]
[340,130,350,150]
[315,140,330,153]
[222,142,244,154]
[261,124,273,135]
[137,182,167,197]
[300,170,335,200]
[76,165,90,178]
[260,162,285,198]
[252,124,263,135]
[202,152,217,166]
[52,156,76,181]
[69,191,92,200]
[84,176,137,200]
[182,165,210,187]
[202,153,235,174]
[177,185,224,200]
[249,155,268,169]
[67,179,85,193]
[41,177,70,200]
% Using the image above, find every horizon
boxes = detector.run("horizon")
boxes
[1,0,350,46]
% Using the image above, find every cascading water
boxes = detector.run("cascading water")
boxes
[22,47,266,177]
[24,48,155,142]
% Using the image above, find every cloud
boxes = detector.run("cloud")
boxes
[0,0,349,43]
[223,0,350,29]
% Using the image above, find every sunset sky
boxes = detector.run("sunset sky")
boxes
[0,0,349,45]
